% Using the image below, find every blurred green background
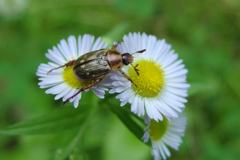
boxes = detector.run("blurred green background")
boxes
[1,0,240,159]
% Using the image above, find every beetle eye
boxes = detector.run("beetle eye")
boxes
[122,53,131,65]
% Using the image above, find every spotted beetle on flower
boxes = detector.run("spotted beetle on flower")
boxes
[37,34,146,108]
[108,32,190,121]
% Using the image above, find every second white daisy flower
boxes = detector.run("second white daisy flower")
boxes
[142,114,187,160]
[108,32,190,121]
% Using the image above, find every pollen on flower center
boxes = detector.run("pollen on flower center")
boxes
[149,117,168,141]
[62,65,93,88]
[128,59,165,98]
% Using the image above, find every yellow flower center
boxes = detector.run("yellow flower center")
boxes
[149,117,168,141]
[62,65,93,88]
[128,59,165,98]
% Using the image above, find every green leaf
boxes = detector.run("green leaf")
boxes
[1,106,91,135]
[109,103,151,147]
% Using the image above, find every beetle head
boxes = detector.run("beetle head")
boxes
[122,53,133,65]
[122,49,146,75]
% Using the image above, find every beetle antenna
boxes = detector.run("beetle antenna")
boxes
[131,49,146,56]
[129,49,145,76]
[131,63,140,76]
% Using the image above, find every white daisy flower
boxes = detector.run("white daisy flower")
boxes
[142,114,187,160]
[36,34,109,108]
[108,32,190,121]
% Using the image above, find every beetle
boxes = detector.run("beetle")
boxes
[48,43,146,104]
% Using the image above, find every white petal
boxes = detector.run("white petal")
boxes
[162,143,171,158]
[165,59,183,71]
[165,64,185,75]
[152,99,172,119]
[60,39,72,60]
[80,34,90,54]
[166,82,190,89]
[38,75,63,81]
[38,79,63,86]
[57,43,70,61]
[92,88,105,99]
[62,88,74,102]
[68,36,78,59]
[45,52,62,65]
[149,99,164,122]
[137,98,145,116]
[165,86,188,97]
[73,92,81,108]
[165,69,188,79]
[157,143,166,160]
[77,35,82,56]
[161,98,182,112]
[152,39,164,60]
[45,83,66,94]
[131,96,139,114]
[120,99,128,106]
[91,37,101,51]
[116,89,132,100]
[52,46,67,62]
[166,75,187,83]
[142,132,150,143]
[54,84,72,100]
[145,99,163,121]
[39,83,57,88]
[156,99,178,118]
[128,92,136,103]
[157,42,171,63]
[48,62,59,68]
[146,35,157,55]
[161,51,177,68]
[163,91,188,103]
[163,96,185,108]
[47,48,66,65]
[116,86,128,93]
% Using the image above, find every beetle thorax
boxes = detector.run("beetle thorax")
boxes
[107,49,124,71]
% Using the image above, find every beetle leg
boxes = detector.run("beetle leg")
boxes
[118,70,137,88]
[47,60,75,74]
[111,41,119,50]
[63,77,105,105]
[130,63,140,76]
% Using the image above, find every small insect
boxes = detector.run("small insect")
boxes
[48,43,146,104]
